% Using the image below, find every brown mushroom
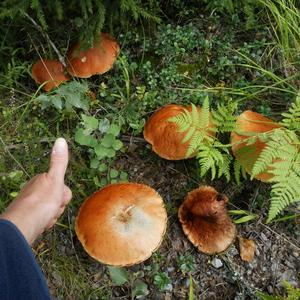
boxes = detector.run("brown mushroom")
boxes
[231,110,281,182]
[67,33,120,78]
[178,186,236,254]
[32,59,70,91]
[75,183,167,266]
[143,104,215,160]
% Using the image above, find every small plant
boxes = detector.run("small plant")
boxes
[107,267,149,298]
[169,96,239,181]
[153,272,172,292]
[256,281,300,300]
[36,81,90,111]
[178,254,196,274]
[75,114,126,186]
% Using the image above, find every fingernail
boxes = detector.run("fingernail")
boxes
[52,138,67,155]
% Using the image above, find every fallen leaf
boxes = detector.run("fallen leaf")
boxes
[238,237,256,262]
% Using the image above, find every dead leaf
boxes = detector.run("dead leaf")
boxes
[238,237,256,262]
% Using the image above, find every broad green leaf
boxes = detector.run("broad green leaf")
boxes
[75,128,93,146]
[107,266,129,286]
[82,114,98,131]
[100,177,108,186]
[98,163,108,172]
[107,148,116,158]
[108,124,121,136]
[132,280,149,298]
[94,144,109,159]
[36,94,51,109]
[110,169,119,179]
[90,158,99,169]
[113,139,123,150]
[120,171,128,181]
[52,96,63,110]
[102,134,115,148]
[98,118,110,133]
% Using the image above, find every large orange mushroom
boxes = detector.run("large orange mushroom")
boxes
[67,33,120,78]
[231,110,281,182]
[143,104,215,160]
[75,183,167,266]
[178,186,236,254]
[32,59,70,91]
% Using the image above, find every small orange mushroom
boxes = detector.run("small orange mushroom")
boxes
[75,183,167,266]
[231,110,281,182]
[143,104,215,160]
[32,59,70,91]
[67,33,120,78]
[178,186,236,254]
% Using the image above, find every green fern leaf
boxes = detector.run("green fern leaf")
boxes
[199,96,210,129]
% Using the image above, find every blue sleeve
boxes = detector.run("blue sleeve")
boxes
[0,219,51,300]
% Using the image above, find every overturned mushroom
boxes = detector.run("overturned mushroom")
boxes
[143,104,215,160]
[32,59,70,91]
[75,183,167,266]
[67,33,120,78]
[231,110,281,182]
[178,186,236,254]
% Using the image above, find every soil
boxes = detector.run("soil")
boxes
[38,140,300,300]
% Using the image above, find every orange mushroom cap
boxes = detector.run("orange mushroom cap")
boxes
[32,59,70,92]
[178,186,236,254]
[67,33,120,78]
[75,183,167,266]
[231,110,281,182]
[143,104,215,160]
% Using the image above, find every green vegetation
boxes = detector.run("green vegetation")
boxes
[0,0,299,298]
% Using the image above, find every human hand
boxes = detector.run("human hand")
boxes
[0,138,72,244]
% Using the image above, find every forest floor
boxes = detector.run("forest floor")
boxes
[37,142,300,299]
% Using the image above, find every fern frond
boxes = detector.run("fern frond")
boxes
[186,130,205,157]
[251,140,279,178]
[199,96,210,129]
[234,159,247,185]
[218,154,232,182]
[212,100,238,133]
[253,129,300,222]
[197,143,231,180]
[281,91,300,131]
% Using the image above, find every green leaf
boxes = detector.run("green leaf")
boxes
[107,148,116,158]
[75,128,93,146]
[82,114,98,131]
[100,177,108,186]
[98,118,110,133]
[110,169,119,179]
[108,124,121,136]
[132,280,149,298]
[52,96,63,110]
[228,210,251,215]
[189,275,194,300]
[234,215,256,224]
[90,158,99,169]
[94,144,109,159]
[112,139,123,150]
[107,266,129,286]
[101,134,115,148]
[98,163,108,172]
[120,171,128,181]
